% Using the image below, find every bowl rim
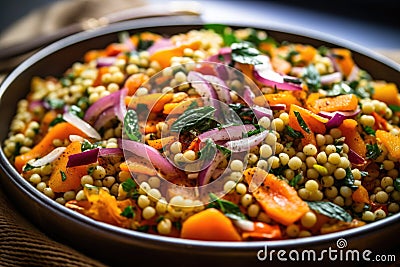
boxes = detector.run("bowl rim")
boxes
[1,15,399,252]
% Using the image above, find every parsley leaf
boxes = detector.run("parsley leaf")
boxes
[389,105,400,112]
[49,114,65,127]
[124,109,141,141]
[289,173,302,187]
[45,98,65,110]
[204,24,238,45]
[306,201,352,222]
[366,143,382,160]
[216,144,231,157]
[137,39,154,51]
[394,178,400,191]
[23,163,36,172]
[120,206,135,218]
[81,140,101,152]
[231,42,262,65]
[208,193,246,220]
[363,126,376,136]
[285,125,304,139]
[302,64,320,92]
[121,178,136,192]
[326,82,352,97]
[293,111,310,133]
[343,168,358,190]
[60,170,67,181]
[170,106,217,133]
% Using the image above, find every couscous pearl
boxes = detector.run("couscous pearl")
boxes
[360,115,375,127]
[29,173,41,184]
[81,175,94,186]
[325,186,338,199]
[157,218,172,235]
[303,144,317,156]
[325,145,337,155]
[247,204,260,218]
[268,156,280,169]
[340,186,352,198]
[36,182,47,192]
[241,194,253,207]
[138,195,151,208]
[301,211,317,228]
[362,102,374,114]
[375,191,389,203]
[305,180,319,192]
[142,206,156,220]
[272,118,285,132]
[284,169,295,180]
[374,209,386,220]
[230,159,244,172]
[334,168,346,180]
[333,196,344,206]
[307,168,319,180]
[362,211,375,221]
[388,203,400,213]
[288,156,302,170]
[236,183,247,195]
[43,188,55,199]
[382,160,395,171]
[316,134,326,147]
[321,175,334,187]
[64,191,76,201]
[259,117,271,129]
[279,112,289,125]
[76,190,86,201]
[260,144,273,158]
[286,224,300,237]
[224,180,237,193]
[148,176,161,188]
[329,128,342,139]
[316,152,327,164]
[305,156,317,168]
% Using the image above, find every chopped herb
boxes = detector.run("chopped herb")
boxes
[231,42,262,65]
[208,193,246,220]
[326,82,352,97]
[293,111,310,133]
[245,28,276,47]
[198,139,217,164]
[60,170,67,181]
[170,106,217,134]
[360,171,368,177]
[124,109,142,141]
[318,46,329,56]
[389,105,400,112]
[77,96,90,110]
[60,77,72,87]
[227,103,256,124]
[88,166,96,175]
[269,165,287,176]
[342,168,358,190]
[204,24,238,45]
[394,178,400,191]
[120,206,135,218]
[283,76,302,84]
[285,125,304,139]
[363,126,376,136]
[137,225,149,232]
[245,127,264,137]
[69,105,84,118]
[216,144,231,157]
[137,39,154,51]
[81,140,101,151]
[302,64,320,92]
[289,173,302,187]
[156,216,165,223]
[49,114,65,127]
[23,163,36,172]
[306,201,352,222]
[45,98,65,110]
[121,178,136,192]
[173,221,182,231]
[366,143,382,160]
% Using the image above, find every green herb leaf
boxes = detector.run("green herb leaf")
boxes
[173,221,182,231]
[137,39,154,51]
[360,171,368,177]
[216,144,231,157]
[23,163,36,172]
[204,24,238,45]
[120,206,135,218]
[293,111,310,133]
[245,127,264,137]
[137,225,149,232]
[45,98,65,109]
[389,105,400,112]
[170,106,216,133]
[231,42,262,65]
[69,105,84,118]
[124,109,142,141]
[81,140,101,152]
[60,170,67,181]
[77,96,90,110]
[306,201,352,222]
[366,143,382,160]
[326,82,352,97]
[289,173,302,187]
[302,64,320,92]
[363,126,376,136]
[318,46,329,56]
[208,193,246,220]
[49,114,65,127]
[394,178,400,191]
[285,125,304,139]
[121,178,136,192]
[343,168,358,190]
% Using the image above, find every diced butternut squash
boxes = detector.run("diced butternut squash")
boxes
[339,119,366,158]
[309,94,358,113]
[372,82,400,106]
[376,130,400,160]
[330,48,356,77]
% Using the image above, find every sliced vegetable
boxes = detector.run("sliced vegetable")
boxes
[330,48,356,78]
[372,82,400,106]
[376,130,400,160]
[241,222,282,240]
[126,93,173,113]
[338,119,366,158]
[14,122,88,172]
[26,147,66,169]
[48,141,88,192]
[243,167,309,226]
[309,94,358,113]
[306,201,352,222]
[352,185,370,204]
[63,112,101,140]
[224,129,268,152]
[180,208,242,241]
[66,148,99,167]
[124,73,148,96]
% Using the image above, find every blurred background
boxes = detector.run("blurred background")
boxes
[0,0,399,54]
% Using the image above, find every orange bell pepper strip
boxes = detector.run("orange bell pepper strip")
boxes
[48,141,89,193]
[243,168,310,226]
[180,208,242,241]
[339,119,366,158]
[14,122,88,172]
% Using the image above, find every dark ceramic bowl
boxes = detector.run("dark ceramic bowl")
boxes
[0,16,399,266]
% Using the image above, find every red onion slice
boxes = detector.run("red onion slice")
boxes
[207,47,232,64]
[224,130,269,152]
[348,148,366,165]
[96,57,116,68]
[30,147,66,167]
[253,68,303,91]
[243,85,255,106]
[318,108,361,119]
[115,88,127,122]
[198,125,256,143]
[147,38,174,54]
[67,148,100,168]
[347,65,360,82]
[325,112,347,129]
[121,139,185,180]
[320,72,342,85]
[63,112,101,140]
[98,148,123,157]
[270,104,286,110]
[252,105,273,119]
[203,74,232,104]
[93,107,116,130]
[84,89,123,125]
